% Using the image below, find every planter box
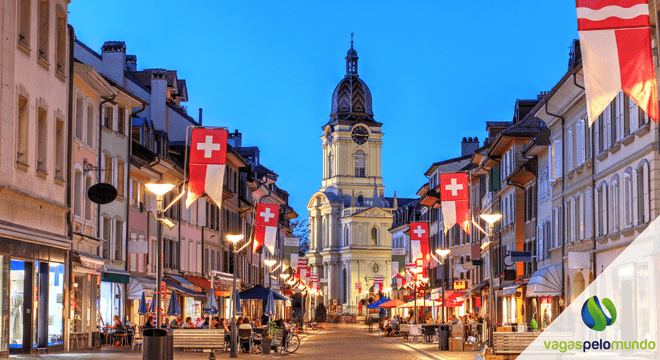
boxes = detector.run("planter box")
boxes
[262,338,272,354]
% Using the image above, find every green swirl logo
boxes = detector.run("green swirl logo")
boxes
[581,296,616,331]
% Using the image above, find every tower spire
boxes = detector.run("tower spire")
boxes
[346,33,358,75]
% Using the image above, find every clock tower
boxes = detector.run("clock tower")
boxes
[307,37,414,315]
[320,37,385,206]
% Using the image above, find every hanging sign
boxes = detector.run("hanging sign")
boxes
[453,280,467,290]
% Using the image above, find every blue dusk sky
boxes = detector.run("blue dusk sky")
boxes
[69,1,579,218]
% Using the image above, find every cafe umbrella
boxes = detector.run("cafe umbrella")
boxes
[204,289,219,315]
[167,291,181,316]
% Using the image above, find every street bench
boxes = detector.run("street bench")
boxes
[172,329,225,360]
[493,332,539,356]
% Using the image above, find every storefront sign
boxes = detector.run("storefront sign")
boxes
[474,297,481,308]
[392,248,405,256]
[283,237,299,269]
[453,280,467,290]
[510,251,532,262]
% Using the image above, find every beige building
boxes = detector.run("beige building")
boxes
[0,0,70,355]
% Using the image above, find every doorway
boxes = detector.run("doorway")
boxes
[10,259,33,354]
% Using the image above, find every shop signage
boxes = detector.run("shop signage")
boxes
[392,248,405,256]
[474,297,481,308]
[472,258,483,266]
[510,251,532,262]
[283,237,299,247]
[453,280,467,290]
[80,256,105,270]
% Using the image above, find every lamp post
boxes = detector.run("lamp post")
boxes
[264,259,277,290]
[144,183,175,329]
[227,234,244,358]
[435,249,451,323]
[480,213,502,348]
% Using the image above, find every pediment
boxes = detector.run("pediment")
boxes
[350,207,392,219]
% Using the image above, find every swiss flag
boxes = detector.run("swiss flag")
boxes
[440,173,470,235]
[186,129,228,208]
[410,222,430,268]
[576,0,658,124]
[254,203,279,253]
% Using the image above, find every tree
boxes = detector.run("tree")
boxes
[290,217,309,256]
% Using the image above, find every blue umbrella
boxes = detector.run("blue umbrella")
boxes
[167,291,181,316]
[138,292,149,315]
[265,289,276,317]
[235,289,242,314]
[204,290,219,315]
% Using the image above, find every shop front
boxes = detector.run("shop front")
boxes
[127,276,155,326]
[99,270,129,328]
[70,252,104,349]
[501,282,522,325]
[1,238,67,356]
[526,264,562,329]
[184,274,235,319]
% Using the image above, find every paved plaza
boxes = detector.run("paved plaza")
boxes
[9,324,479,360]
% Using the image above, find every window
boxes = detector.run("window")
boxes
[566,198,573,243]
[102,217,111,259]
[74,170,82,217]
[624,171,633,228]
[637,162,650,224]
[354,150,365,177]
[371,227,378,245]
[552,140,562,178]
[37,107,47,172]
[610,180,619,232]
[85,175,93,221]
[567,128,574,171]
[19,0,30,47]
[17,95,28,163]
[37,0,49,60]
[638,104,649,127]
[585,189,592,238]
[117,159,124,197]
[55,119,64,179]
[611,93,621,145]
[577,193,584,240]
[75,93,84,140]
[86,102,94,146]
[115,220,123,261]
[117,107,125,135]
[599,183,608,236]
[104,154,112,184]
[598,114,605,152]
[56,7,66,75]
[623,94,631,136]
[104,107,113,130]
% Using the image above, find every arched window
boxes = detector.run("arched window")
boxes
[610,178,619,232]
[75,92,84,140]
[74,170,82,217]
[354,150,365,177]
[371,227,377,245]
[624,169,633,228]
[86,101,95,146]
[344,226,349,247]
[357,195,364,206]
[328,151,334,178]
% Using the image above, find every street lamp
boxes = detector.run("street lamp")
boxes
[144,183,175,329]
[227,234,244,358]
[409,266,423,324]
[479,213,502,348]
[434,249,450,324]
[264,259,277,290]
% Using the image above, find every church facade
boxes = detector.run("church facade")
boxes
[306,40,412,314]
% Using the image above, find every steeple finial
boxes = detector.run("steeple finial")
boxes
[351,32,354,48]
[346,33,358,75]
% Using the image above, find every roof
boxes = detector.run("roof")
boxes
[501,115,545,136]
[486,121,512,128]
[384,197,416,208]
[424,154,473,176]
[126,69,179,88]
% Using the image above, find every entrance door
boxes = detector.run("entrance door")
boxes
[10,260,33,354]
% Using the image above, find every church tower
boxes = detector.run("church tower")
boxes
[321,35,386,207]
[307,36,404,314]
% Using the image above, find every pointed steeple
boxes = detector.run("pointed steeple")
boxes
[393,191,398,209]
[346,33,358,76]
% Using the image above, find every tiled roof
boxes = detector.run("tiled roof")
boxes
[502,115,545,135]
[486,121,512,128]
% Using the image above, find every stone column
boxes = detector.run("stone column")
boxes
[316,211,323,250]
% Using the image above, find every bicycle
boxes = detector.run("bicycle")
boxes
[283,323,300,353]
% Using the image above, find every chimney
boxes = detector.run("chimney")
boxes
[150,69,168,133]
[568,39,581,69]
[101,41,126,85]
[125,54,137,72]
[228,129,242,148]
[461,136,480,156]
[198,108,203,126]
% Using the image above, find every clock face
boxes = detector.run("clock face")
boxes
[351,126,369,145]
[372,263,379,273]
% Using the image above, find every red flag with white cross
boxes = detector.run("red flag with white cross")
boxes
[254,203,279,253]
[440,173,470,235]
[576,0,658,124]
[410,222,430,268]
[186,128,228,208]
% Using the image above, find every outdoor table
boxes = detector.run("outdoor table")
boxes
[409,324,422,343]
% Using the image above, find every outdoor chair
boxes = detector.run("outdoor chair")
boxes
[399,324,410,340]
[238,328,253,353]
[132,326,143,350]
[422,326,436,343]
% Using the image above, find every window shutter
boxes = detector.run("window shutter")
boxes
[489,167,500,191]
[643,164,650,222]
[604,109,611,148]
[553,140,562,178]
[568,129,574,171]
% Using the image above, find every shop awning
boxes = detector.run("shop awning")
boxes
[166,275,196,291]
[102,269,130,284]
[471,281,488,294]
[166,280,205,298]
[128,276,156,300]
[503,282,523,296]
[72,251,105,271]
[526,264,562,297]
[184,275,236,296]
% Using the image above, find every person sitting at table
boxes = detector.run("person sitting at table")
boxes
[253,319,261,329]
[202,317,210,329]
[108,315,125,346]
[210,317,219,329]
[181,317,194,328]
[169,317,179,328]
[143,315,155,329]
[384,318,393,337]
[261,313,269,326]
[239,317,252,330]
[195,317,205,327]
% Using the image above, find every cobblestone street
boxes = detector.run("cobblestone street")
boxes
[10,324,479,360]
